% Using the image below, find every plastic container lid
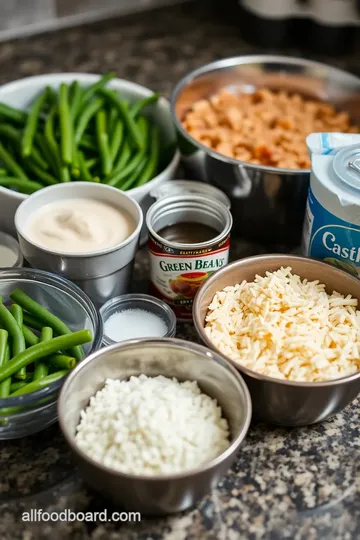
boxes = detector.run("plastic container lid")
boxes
[0,231,23,268]
[150,180,231,209]
[332,144,360,191]
[100,294,177,347]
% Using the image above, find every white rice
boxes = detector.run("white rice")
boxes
[205,266,360,382]
[75,375,230,475]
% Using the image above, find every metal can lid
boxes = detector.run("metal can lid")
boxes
[150,180,231,209]
[332,144,360,191]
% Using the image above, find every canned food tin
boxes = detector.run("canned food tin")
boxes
[146,195,233,320]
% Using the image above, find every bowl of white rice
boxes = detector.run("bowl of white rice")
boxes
[57,337,251,515]
[193,254,360,427]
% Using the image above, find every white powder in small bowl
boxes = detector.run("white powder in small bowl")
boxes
[104,309,168,342]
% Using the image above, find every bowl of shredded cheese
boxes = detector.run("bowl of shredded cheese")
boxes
[57,338,251,515]
[193,254,360,426]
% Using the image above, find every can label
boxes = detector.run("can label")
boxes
[148,234,231,319]
[302,186,360,278]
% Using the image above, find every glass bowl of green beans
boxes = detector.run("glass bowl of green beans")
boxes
[0,73,179,242]
[0,267,103,439]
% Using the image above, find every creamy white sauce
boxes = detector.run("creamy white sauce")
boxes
[0,245,18,267]
[27,198,135,254]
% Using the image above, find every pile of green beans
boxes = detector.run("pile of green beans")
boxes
[0,288,92,414]
[0,74,173,194]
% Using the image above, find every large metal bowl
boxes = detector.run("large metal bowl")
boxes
[193,254,360,426]
[58,338,252,515]
[171,56,360,247]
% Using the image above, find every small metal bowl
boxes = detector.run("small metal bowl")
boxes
[58,338,252,515]
[193,254,360,427]
[100,294,177,346]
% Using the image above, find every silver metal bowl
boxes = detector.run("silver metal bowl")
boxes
[58,338,252,515]
[171,55,360,247]
[193,254,360,427]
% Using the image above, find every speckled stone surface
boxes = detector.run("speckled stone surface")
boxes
[0,2,359,538]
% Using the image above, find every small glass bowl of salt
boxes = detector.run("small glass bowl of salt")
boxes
[100,294,176,346]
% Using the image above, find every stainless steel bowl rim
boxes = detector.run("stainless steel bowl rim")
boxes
[171,54,360,175]
[193,253,360,388]
[58,337,252,481]
[0,267,103,407]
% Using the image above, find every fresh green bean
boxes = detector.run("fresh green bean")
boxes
[109,120,124,163]
[0,331,10,399]
[0,330,91,382]
[10,289,85,361]
[10,381,27,393]
[70,81,82,119]
[0,177,43,195]
[81,73,115,106]
[0,330,8,367]
[22,90,48,158]
[25,162,57,186]
[0,124,48,170]
[119,157,147,191]
[99,89,143,149]
[59,83,73,165]
[0,142,28,179]
[111,140,131,175]
[135,125,160,186]
[33,327,52,381]
[85,157,98,170]
[78,135,97,152]
[22,325,38,347]
[96,110,112,176]
[44,86,58,108]
[130,92,160,118]
[109,107,118,133]
[35,133,58,175]
[23,325,69,373]
[107,150,145,187]
[0,103,27,124]
[77,150,93,182]
[71,138,80,178]
[45,109,71,184]
[75,98,104,143]
[10,304,26,380]
[48,354,76,370]
[22,313,44,332]
[9,370,69,397]
[137,115,150,148]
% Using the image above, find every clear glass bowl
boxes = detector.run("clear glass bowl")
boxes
[0,268,103,439]
[100,294,176,347]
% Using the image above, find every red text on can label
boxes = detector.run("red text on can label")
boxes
[148,234,231,320]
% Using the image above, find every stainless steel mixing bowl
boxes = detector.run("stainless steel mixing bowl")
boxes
[171,55,360,247]
[193,254,360,427]
[58,338,252,515]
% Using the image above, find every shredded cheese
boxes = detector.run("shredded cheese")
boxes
[205,267,360,382]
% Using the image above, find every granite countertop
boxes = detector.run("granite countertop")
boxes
[0,2,359,539]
